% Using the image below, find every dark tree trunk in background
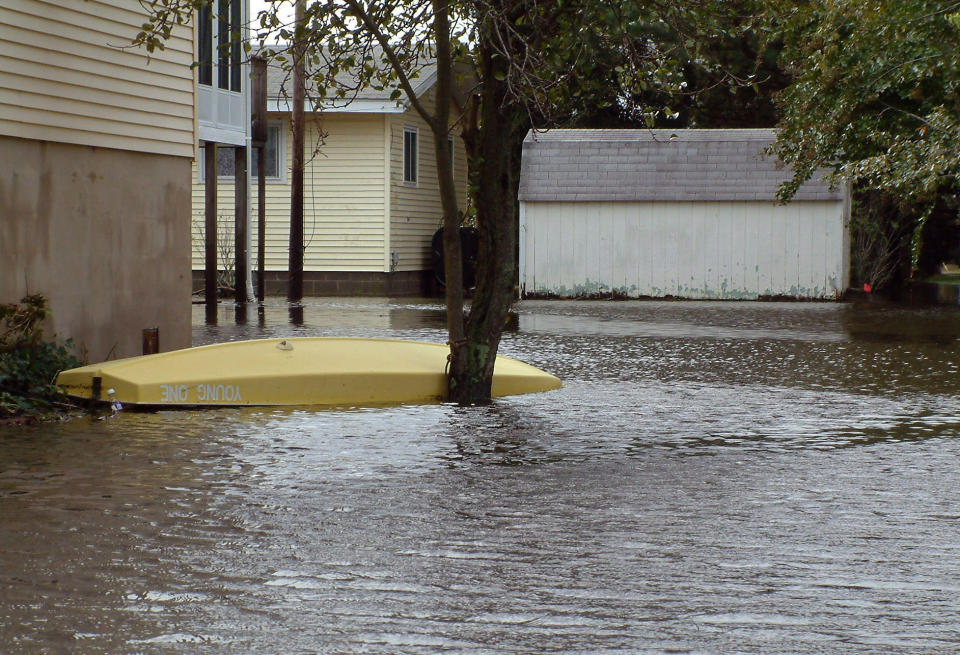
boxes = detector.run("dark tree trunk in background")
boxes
[288,0,306,301]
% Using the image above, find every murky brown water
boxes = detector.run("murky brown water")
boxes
[4,298,960,653]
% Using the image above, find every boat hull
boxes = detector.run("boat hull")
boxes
[56,338,561,407]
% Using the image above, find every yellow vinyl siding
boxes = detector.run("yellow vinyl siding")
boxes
[191,114,387,272]
[190,91,469,278]
[389,89,469,272]
[0,0,194,158]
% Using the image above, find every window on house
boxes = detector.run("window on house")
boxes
[200,124,283,182]
[200,0,241,91]
[198,4,212,86]
[217,0,231,90]
[229,0,242,91]
[255,124,282,179]
[404,127,418,184]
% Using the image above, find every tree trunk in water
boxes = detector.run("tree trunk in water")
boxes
[447,42,527,405]
[429,0,467,399]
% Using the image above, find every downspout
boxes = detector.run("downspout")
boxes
[518,199,526,299]
[384,114,392,274]
[842,179,853,295]
[243,0,255,301]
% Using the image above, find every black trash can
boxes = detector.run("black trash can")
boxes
[431,226,479,290]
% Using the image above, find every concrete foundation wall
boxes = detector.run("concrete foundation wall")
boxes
[192,270,435,297]
[1,136,193,361]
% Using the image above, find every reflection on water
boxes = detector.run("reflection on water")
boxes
[3,297,960,653]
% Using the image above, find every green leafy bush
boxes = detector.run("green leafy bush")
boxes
[0,295,83,420]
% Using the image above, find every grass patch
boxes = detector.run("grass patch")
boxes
[922,274,960,285]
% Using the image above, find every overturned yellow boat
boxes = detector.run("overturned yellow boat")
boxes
[56,338,561,408]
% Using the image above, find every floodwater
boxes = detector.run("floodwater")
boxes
[3,297,960,654]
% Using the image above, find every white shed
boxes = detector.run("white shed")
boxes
[518,129,850,300]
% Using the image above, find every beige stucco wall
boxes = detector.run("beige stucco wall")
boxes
[0,136,192,361]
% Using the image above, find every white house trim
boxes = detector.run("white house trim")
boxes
[268,98,407,113]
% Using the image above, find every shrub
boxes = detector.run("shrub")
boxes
[0,295,83,421]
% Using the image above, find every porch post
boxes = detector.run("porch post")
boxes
[257,146,266,301]
[234,145,248,303]
[250,55,268,302]
[204,140,218,322]
[288,0,306,301]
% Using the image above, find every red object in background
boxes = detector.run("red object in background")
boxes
[863,283,872,293]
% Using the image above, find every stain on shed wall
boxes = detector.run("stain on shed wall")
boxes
[519,201,847,300]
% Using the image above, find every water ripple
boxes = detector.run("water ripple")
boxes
[4,298,960,654]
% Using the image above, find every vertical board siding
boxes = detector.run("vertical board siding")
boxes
[0,0,195,158]
[389,89,469,272]
[192,114,387,272]
[520,201,847,299]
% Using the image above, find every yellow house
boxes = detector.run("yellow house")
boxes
[192,60,469,296]
[0,0,197,360]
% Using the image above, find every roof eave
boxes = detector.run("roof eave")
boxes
[266,66,439,115]
[268,98,408,113]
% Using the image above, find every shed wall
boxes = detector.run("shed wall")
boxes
[520,201,848,299]
[0,0,195,158]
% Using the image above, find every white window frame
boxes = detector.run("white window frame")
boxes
[403,126,418,186]
[199,122,285,184]
[448,135,455,176]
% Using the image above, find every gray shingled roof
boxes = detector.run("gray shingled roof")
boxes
[518,129,842,203]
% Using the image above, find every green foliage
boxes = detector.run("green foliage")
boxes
[849,191,916,290]
[134,0,204,53]
[0,295,82,421]
[764,1,960,287]
[767,0,960,205]
[568,1,786,129]
[0,293,47,347]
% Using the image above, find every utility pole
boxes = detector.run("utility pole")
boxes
[288,0,305,301]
